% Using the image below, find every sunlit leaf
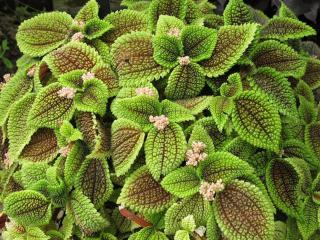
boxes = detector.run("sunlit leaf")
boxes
[74,0,99,22]
[83,18,113,40]
[223,0,253,25]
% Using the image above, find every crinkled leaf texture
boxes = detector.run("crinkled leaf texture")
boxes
[210,96,234,131]
[175,96,212,115]
[111,119,145,176]
[201,23,257,77]
[83,18,112,40]
[74,0,99,22]
[145,123,187,180]
[16,12,73,57]
[160,100,195,123]
[213,179,274,240]
[302,58,320,90]
[28,83,75,129]
[4,190,52,226]
[231,91,281,152]
[117,166,174,213]
[223,0,253,25]
[305,122,320,163]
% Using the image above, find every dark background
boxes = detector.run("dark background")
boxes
[0,0,319,76]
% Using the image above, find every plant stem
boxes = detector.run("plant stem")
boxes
[119,206,152,228]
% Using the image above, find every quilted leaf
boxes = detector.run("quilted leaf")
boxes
[260,17,316,41]
[135,227,169,240]
[75,157,113,207]
[148,0,187,30]
[301,58,320,90]
[250,67,297,116]
[92,63,119,97]
[279,1,297,19]
[181,25,217,62]
[198,151,255,183]
[209,96,234,131]
[305,122,320,162]
[117,166,174,213]
[28,83,75,129]
[161,167,201,198]
[74,78,109,116]
[188,123,215,154]
[174,230,190,240]
[111,119,145,176]
[295,80,315,104]
[201,23,257,77]
[4,190,51,226]
[164,193,210,234]
[161,99,195,123]
[7,93,36,160]
[112,95,161,131]
[223,0,253,25]
[145,123,187,180]
[74,0,99,22]
[70,190,109,235]
[16,12,73,57]
[20,163,48,189]
[111,31,169,86]
[59,121,83,142]
[44,42,101,77]
[19,128,59,163]
[231,91,281,152]
[213,180,274,240]
[103,9,149,44]
[165,63,205,100]
[220,72,243,98]
[250,40,307,78]
[266,158,305,218]
[298,96,317,124]
[175,96,212,115]
[58,69,86,90]
[83,18,113,40]
[155,15,184,36]
[0,69,33,126]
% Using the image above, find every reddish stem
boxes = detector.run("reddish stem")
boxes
[0,213,7,229]
[119,206,152,228]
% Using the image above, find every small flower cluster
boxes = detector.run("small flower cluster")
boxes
[71,32,84,42]
[167,27,181,38]
[178,56,190,66]
[135,87,155,97]
[57,87,76,99]
[27,65,36,77]
[185,141,207,166]
[81,72,95,81]
[149,115,169,131]
[3,153,13,169]
[199,179,225,201]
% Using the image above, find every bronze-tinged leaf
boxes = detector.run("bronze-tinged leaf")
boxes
[305,122,320,162]
[301,58,320,90]
[92,63,119,97]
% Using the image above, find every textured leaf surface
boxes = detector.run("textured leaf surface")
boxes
[161,167,201,198]
[19,128,59,163]
[92,63,119,97]
[74,0,98,22]
[188,123,215,154]
[210,96,234,132]
[214,180,274,240]
[232,91,281,152]
[4,190,51,226]
[76,157,112,207]
[305,122,320,162]
[298,96,316,124]
[161,100,195,123]
[111,31,168,86]
[16,12,72,57]
[201,23,257,77]
[117,166,174,213]
[250,40,306,78]
[260,17,316,40]
[301,58,320,90]
[165,63,205,100]
[164,193,210,234]
[155,15,184,36]
[220,73,243,98]
[44,42,101,77]
[28,83,75,128]
[145,123,187,180]
[111,119,145,176]
[251,67,297,116]
[175,96,212,115]
[223,0,253,25]
[83,18,112,40]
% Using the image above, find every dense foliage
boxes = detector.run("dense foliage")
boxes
[0,0,320,239]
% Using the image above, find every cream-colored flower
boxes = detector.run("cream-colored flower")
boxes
[57,87,76,99]
[3,73,11,82]
[135,87,155,97]
[149,115,169,131]
[185,141,207,166]
[199,180,224,201]
[27,65,36,77]
[3,153,13,169]
[167,27,181,38]
[71,32,84,42]
[178,56,191,66]
[81,72,95,81]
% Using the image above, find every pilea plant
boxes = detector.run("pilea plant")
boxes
[0,0,320,239]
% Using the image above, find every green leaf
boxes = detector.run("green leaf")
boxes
[111,31,169,86]
[20,163,48,189]
[181,215,196,232]
[75,157,113,207]
[161,100,195,123]
[153,35,182,68]
[58,69,86,90]
[92,63,119,97]
[231,91,281,152]
[19,128,59,163]
[250,67,297,116]
[164,193,210,234]
[175,96,212,115]
[111,95,161,131]
[223,0,254,25]
[301,58,320,90]
[83,18,113,40]
[0,69,33,126]
[103,9,149,44]
[295,80,315,104]
[75,78,109,116]
[298,96,317,124]
[201,23,257,77]
[305,122,320,163]
[4,190,51,226]
[198,151,255,183]
[174,230,190,240]
[155,15,184,36]
[161,167,201,198]
[209,96,234,132]
[260,17,316,41]
[165,63,206,100]
[279,1,297,19]
[266,158,305,218]
[74,0,99,22]
[213,180,274,240]
[16,12,73,57]
[28,83,75,129]
[220,72,243,98]
[44,42,101,77]
[59,121,83,142]
[70,190,109,235]
[188,124,215,154]
[117,166,174,213]
[148,0,187,30]
[145,123,187,180]
[250,40,307,78]
[111,119,145,176]
[181,25,217,62]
